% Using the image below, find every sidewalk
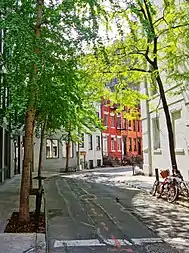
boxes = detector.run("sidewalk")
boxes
[0,171,57,253]
[107,171,189,208]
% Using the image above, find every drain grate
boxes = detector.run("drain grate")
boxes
[146,244,179,253]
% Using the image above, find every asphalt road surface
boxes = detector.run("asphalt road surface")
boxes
[44,175,180,253]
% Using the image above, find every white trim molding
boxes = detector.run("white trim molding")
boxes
[104,111,109,115]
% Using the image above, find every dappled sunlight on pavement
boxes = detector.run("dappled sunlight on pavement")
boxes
[62,167,189,252]
[132,191,189,253]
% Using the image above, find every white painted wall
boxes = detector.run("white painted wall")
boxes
[79,131,102,168]
[79,103,102,168]
[141,81,189,181]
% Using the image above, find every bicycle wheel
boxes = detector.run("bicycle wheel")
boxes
[182,182,189,200]
[167,184,179,203]
[151,181,158,196]
[156,183,163,198]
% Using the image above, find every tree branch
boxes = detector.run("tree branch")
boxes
[129,68,152,73]
[153,16,164,26]
[102,68,152,74]
[128,51,154,66]
[158,23,189,37]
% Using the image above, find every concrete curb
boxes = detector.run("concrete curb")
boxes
[42,174,59,253]
[124,181,189,209]
[43,191,49,253]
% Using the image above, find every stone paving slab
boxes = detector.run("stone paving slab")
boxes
[0,233,46,253]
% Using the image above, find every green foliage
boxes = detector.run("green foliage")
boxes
[0,0,108,137]
[83,0,189,106]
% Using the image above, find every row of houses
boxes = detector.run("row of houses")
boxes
[31,102,143,172]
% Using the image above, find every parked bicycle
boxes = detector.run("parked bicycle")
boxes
[174,177,189,200]
[151,169,179,203]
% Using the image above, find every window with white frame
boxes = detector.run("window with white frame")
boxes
[134,138,137,151]
[46,139,59,159]
[133,120,136,131]
[104,114,108,127]
[172,110,181,147]
[111,137,115,151]
[103,136,108,155]
[111,115,115,127]
[62,141,74,158]
[129,138,132,151]
[88,134,93,150]
[137,120,140,132]
[128,120,132,130]
[117,116,121,129]
[152,117,161,150]
[96,136,100,150]
[123,118,127,129]
[117,137,121,151]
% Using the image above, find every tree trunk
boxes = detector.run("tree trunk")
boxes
[155,71,178,173]
[77,142,80,171]
[29,119,35,193]
[29,134,34,193]
[19,108,36,222]
[19,0,43,222]
[65,135,70,172]
[38,120,46,188]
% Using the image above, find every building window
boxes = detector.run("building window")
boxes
[111,115,115,127]
[128,120,132,130]
[133,120,136,131]
[138,138,142,155]
[134,138,137,151]
[46,139,59,159]
[129,138,132,151]
[172,110,181,147]
[123,119,127,129]
[104,114,108,127]
[111,137,115,151]
[117,117,121,129]
[89,160,94,169]
[70,142,74,158]
[97,159,101,167]
[96,135,101,150]
[103,135,108,155]
[137,120,140,132]
[80,133,84,148]
[117,138,121,151]
[152,117,161,150]
[88,134,93,150]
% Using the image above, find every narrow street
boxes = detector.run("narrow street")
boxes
[44,169,181,253]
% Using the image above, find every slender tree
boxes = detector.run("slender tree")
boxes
[1,0,108,222]
[84,0,189,174]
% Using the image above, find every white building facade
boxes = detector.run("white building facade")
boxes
[79,103,103,169]
[140,0,189,181]
[141,82,189,181]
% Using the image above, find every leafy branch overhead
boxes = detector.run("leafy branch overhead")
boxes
[1,0,109,136]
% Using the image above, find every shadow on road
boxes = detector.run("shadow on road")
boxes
[60,171,189,253]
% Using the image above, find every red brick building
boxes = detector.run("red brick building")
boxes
[101,100,142,166]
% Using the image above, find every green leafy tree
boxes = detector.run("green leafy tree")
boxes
[84,0,189,175]
[1,0,107,222]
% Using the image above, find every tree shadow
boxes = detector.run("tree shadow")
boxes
[62,173,189,252]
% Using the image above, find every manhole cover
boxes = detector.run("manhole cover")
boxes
[146,244,178,253]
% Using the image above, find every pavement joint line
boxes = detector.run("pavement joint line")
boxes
[53,238,163,248]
